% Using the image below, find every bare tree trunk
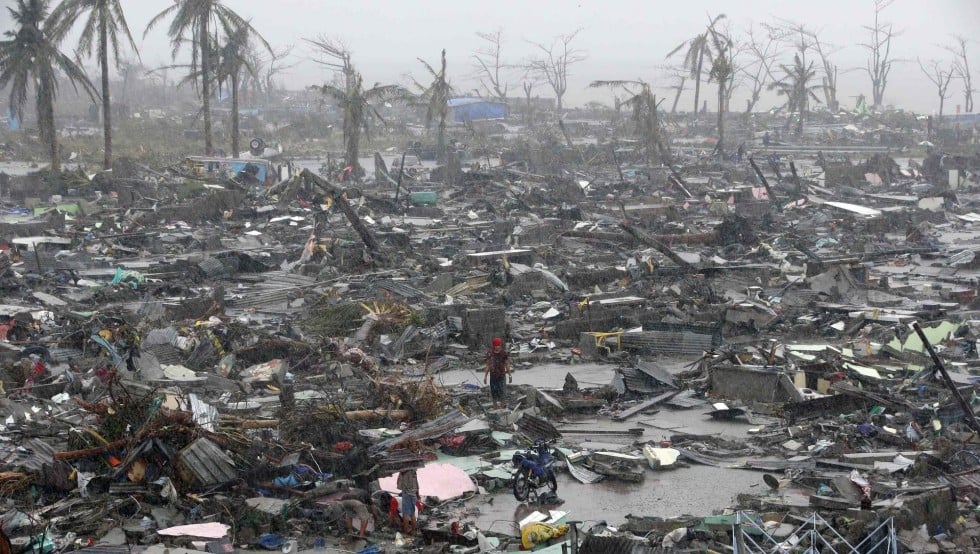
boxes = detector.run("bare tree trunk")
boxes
[671,77,685,114]
[716,85,725,156]
[523,82,534,127]
[231,75,240,156]
[200,17,213,156]
[38,76,59,171]
[692,53,703,114]
[437,117,446,167]
[100,19,112,170]
[346,109,360,173]
[797,98,806,137]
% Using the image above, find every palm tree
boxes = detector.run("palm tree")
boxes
[706,21,732,156]
[215,25,256,156]
[666,14,726,115]
[0,0,97,170]
[414,49,452,166]
[590,80,671,166]
[768,53,824,137]
[145,0,267,156]
[49,0,138,170]
[312,74,407,176]
[308,37,408,176]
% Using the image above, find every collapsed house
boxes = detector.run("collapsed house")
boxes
[0,113,979,554]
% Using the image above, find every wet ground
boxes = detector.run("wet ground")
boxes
[466,463,765,537]
[438,357,771,534]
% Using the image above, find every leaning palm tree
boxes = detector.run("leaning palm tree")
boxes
[666,13,726,115]
[590,80,671,166]
[768,53,824,137]
[48,0,139,170]
[145,0,268,156]
[414,49,452,166]
[0,0,97,170]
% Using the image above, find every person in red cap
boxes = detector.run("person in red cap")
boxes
[483,337,511,409]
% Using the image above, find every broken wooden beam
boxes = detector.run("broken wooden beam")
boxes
[613,390,680,421]
[300,169,380,252]
[912,321,980,436]
[749,157,776,207]
[53,438,129,461]
[618,221,695,270]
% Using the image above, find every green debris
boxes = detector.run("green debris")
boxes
[299,301,365,337]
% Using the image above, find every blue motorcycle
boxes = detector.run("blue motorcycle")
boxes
[511,439,558,501]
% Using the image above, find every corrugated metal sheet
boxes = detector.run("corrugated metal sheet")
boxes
[0,438,57,472]
[48,346,84,362]
[377,449,426,476]
[143,327,179,346]
[618,367,660,395]
[516,413,560,441]
[179,437,237,487]
[370,409,471,454]
[580,533,664,554]
[621,330,715,355]
[567,462,604,484]
[198,257,227,277]
[664,390,707,409]
[226,271,320,311]
[142,343,183,365]
[635,361,675,388]
[374,279,428,302]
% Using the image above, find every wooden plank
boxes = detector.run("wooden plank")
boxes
[612,390,679,421]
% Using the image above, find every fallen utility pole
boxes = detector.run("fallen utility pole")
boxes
[911,321,980,435]
[619,221,695,271]
[300,169,380,252]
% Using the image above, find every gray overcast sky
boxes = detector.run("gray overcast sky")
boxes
[4,0,980,113]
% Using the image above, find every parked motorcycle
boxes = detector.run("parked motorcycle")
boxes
[511,439,558,501]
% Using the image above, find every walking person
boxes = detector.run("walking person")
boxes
[484,337,511,409]
[396,467,420,536]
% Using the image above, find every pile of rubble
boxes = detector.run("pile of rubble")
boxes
[1,136,980,553]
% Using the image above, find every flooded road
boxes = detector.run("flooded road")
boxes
[466,463,765,536]
[440,356,768,532]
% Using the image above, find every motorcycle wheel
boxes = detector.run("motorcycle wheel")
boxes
[513,472,531,501]
[547,470,558,493]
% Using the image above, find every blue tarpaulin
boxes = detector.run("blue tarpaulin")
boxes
[448,98,507,122]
